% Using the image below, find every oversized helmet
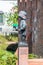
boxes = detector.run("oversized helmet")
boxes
[18,11,27,19]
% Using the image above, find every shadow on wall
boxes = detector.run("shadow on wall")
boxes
[6,43,18,54]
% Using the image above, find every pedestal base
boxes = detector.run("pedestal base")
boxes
[18,47,28,65]
[18,41,28,47]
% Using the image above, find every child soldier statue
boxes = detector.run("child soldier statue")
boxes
[18,11,27,46]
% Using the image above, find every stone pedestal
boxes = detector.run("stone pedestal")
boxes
[18,47,28,65]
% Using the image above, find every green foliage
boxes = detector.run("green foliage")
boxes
[0,34,18,65]
[5,34,18,42]
[0,34,18,52]
[5,6,18,26]
[0,35,7,44]
[28,54,38,59]
[12,12,18,24]
[0,34,18,44]
[5,12,18,26]
[0,35,8,50]
[0,49,17,65]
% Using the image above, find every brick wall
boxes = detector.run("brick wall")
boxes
[16,59,43,65]
[32,0,43,57]
[18,0,43,57]
[28,59,43,65]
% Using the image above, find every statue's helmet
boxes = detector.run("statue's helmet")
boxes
[18,11,27,19]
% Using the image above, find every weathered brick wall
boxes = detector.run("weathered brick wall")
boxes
[18,0,43,57]
[16,59,43,65]
[28,59,43,65]
[32,0,43,57]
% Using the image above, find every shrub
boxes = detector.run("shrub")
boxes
[0,35,7,44]
[28,53,38,59]
[5,34,18,42]
[0,49,17,65]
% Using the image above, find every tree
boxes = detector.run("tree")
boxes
[5,6,18,26]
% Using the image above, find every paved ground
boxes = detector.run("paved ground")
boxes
[7,41,17,44]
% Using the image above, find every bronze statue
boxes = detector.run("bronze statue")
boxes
[18,11,27,46]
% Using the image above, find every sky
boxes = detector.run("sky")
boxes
[0,1,17,13]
